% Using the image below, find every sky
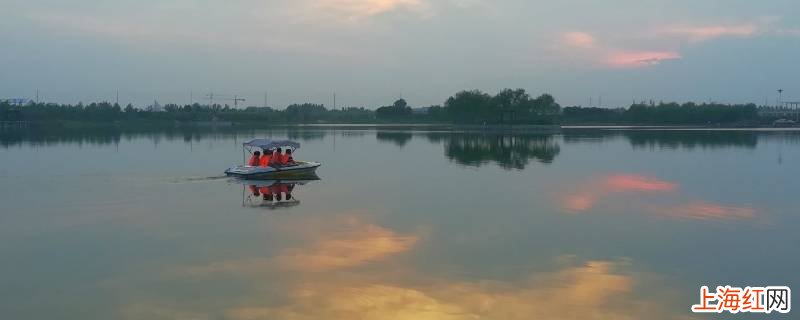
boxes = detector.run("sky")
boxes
[1,0,799,108]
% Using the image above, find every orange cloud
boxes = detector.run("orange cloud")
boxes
[185,217,418,275]
[276,221,418,272]
[652,201,756,221]
[605,51,681,68]
[224,259,684,320]
[562,31,596,48]
[661,24,759,42]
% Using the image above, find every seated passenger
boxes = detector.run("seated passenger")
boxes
[282,149,295,165]
[269,148,283,167]
[247,151,261,166]
[259,150,272,167]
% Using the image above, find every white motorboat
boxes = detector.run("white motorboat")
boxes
[225,139,321,179]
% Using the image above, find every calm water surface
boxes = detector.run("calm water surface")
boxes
[1,128,798,319]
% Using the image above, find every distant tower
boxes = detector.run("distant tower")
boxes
[778,89,784,107]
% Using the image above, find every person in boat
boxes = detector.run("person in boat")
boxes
[259,149,272,167]
[270,148,284,167]
[248,151,261,166]
[282,149,295,165]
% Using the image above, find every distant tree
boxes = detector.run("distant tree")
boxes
[444,90,492,123]
[286,103,327,123]
[444,89,559,124]
[427,105,447,121]
[376,99,412,119]
[393,98,408,109]
[10,88,762,126]
[491,88,532,123]
[623,102,758,124]
[562,106,623,123]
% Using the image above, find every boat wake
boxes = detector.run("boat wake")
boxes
[169,175,230,183]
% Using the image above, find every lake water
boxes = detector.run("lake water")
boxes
[1,127,798,319]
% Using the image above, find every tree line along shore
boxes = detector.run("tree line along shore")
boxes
[1,88,788,127]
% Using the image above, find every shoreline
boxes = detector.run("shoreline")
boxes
[5,120,799,132]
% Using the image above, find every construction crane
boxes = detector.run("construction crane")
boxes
[204,93,246,108]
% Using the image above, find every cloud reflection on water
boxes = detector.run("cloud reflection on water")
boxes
[275,218,418,272]
[556,174,757,222]
[559,174,677,213]
[222,258,685,320]
[168,214,690,320]
[649,201,756,221]
[187,215,419,275]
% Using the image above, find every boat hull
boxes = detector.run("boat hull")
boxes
[225,161,321,180]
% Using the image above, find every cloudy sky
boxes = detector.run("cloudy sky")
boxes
[1,0,799,108]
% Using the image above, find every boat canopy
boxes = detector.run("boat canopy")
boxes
[243,139,300,150]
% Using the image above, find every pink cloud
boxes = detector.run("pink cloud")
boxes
[556,31,681,69]
[554,174,758,221]
[604,174,678,192]
[651,201,756,220]
[605,51,681,68]
[563,32,596,48]
[561,193,598,213]
[557,174,678,213]
[312,0,430,20]
[555,22,768,68]
[661,24,758,42]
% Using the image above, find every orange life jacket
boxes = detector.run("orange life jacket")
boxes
[281,154,293,164]
[248,155,260,166]
[269,152,282,165]
[259,155,271,167]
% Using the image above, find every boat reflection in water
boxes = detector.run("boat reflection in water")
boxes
[238,176,319,210]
